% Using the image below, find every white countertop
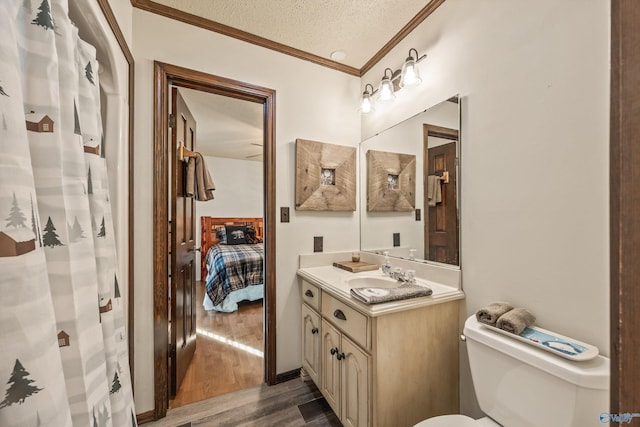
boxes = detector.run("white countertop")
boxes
[297,265,465,317]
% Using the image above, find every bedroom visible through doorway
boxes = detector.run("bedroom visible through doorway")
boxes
[169,87,266,408]
[152,61,276,419]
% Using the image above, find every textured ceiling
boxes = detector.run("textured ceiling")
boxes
[149,0,431,69]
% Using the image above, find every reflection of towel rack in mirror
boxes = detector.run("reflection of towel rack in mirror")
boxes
[440,171,450,184]
[178,142,196,162]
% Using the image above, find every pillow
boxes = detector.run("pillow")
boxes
[225,225,248,245]
[244,224,262,244]
[215,226,227,244]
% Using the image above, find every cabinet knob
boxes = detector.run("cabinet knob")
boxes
[330,347,338,355]
[337,352,345,361]
[305,289,314,297]
[333,309,347,321]
[311,327,319,334]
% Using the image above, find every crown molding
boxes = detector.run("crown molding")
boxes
[131,0,360,76]
[130,0,447,77]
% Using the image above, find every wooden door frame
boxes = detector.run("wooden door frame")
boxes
[423,124,459,264]
[152,61,276,419]
[610,0,639,419]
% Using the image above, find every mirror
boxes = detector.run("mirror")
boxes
[359,95,460,266]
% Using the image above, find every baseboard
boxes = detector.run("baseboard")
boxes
[275,368,301,384]
[136,409,156,425]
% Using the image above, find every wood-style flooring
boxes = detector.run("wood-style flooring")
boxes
[170,282,264,408]
[143,379,341,426]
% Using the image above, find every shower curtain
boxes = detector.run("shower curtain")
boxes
[0,1,136,426]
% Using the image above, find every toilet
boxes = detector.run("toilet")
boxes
[415,315,610,427]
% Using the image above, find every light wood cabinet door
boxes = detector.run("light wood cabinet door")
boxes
[341,335,369,427]
[301,304,321,386]
[321,319,341,416]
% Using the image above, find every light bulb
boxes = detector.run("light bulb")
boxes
[378,77,395,102]
[400,57,422,88]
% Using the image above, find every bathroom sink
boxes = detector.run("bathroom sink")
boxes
[345,276,402,289]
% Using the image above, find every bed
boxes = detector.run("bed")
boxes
[201,217,264,312]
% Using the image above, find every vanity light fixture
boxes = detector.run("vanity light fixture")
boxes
[400,48,426,88]
[378,68,396,103]
[360,48,427,114]
[360,83,377,113]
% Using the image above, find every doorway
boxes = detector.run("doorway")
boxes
[152,61,276,419]
[169,87,266,408]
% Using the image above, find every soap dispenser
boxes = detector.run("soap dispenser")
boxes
[381,251,392,276]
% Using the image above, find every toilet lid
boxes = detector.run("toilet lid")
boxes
[414,414,481,427]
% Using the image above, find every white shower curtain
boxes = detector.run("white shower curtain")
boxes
[0,1,136,426]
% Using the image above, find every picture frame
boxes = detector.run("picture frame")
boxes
[295,139,356,211]
[366,149,416,211]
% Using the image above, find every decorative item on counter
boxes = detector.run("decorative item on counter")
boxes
[381,251,392,276]
[351,252,360,262]
[332,260,379,273]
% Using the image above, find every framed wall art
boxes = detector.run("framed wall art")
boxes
[295,139,356,211]
[367,149,416,211]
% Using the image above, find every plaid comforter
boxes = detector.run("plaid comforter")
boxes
[205,243,264,306]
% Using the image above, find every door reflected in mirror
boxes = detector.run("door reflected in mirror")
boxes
[359,95,460,266]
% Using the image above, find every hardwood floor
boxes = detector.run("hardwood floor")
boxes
[144,378,341,426]
[170,282,264,408]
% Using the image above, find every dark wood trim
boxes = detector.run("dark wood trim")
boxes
[610,0,640,420]
[276,369,302,384]
[130,0,447,77]
[152,61,170,419]
[136,410,155,425]
[153,61,277,420]
[424,124,458,141]
[360,0,447,75]
[131,0,359,76]
[95,0,136,391]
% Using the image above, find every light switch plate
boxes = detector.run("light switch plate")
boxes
[314,236,323,252]
[415,209,421,221]
[281,207,290,223]
[393,233,400,247]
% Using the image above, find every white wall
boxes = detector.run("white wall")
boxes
[195,156,263,281]
[361,0,610,417]
[131,10,361,412]
[106,0,133,48]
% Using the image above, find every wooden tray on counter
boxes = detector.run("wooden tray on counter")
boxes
[332,260,379,273]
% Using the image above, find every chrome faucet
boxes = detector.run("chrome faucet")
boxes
[389,267,416,284]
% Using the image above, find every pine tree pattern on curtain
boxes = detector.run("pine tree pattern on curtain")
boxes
[0,1,136,426]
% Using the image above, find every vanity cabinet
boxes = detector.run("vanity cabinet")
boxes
[322,318,369,427]
[300,278,460,427]
[301,303,321,385]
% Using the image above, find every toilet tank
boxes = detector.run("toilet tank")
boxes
[463,315,609,427]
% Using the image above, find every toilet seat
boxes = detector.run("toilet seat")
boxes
[414,415,500,427]
[414,414,480,427]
